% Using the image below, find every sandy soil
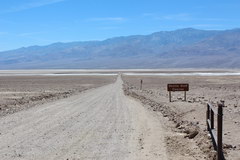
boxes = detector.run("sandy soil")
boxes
[122,75,240,160]
[0,76,171,160]
[0,75,116,117]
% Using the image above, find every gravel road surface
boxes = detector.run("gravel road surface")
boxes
[0,76,168,160]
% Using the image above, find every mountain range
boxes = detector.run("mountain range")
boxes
[1,28,240,69]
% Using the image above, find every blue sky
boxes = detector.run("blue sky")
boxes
[0,0,240,51]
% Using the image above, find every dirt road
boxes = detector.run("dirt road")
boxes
[0,76,168,160]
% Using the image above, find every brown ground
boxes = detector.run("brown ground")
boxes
[122,75,240,160]
[0,75,116,117]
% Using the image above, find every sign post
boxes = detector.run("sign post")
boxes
[169,91,172,102]
[167,84,189,102]
[184,91,186,101]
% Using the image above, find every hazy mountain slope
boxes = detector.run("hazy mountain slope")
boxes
[0,28,239,69]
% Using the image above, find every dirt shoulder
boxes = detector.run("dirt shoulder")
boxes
[0,75,116,117]
[122,75,240,160]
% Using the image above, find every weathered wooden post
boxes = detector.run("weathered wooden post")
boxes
[206,104,210,131]
[184,91,186,101]
[217,103,223,160]
[140,79,143,90]
[169,91,171,102]
[211,109,214,130]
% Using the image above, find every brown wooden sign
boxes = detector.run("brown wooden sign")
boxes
[167,84,189,91]
[167,84,189,102]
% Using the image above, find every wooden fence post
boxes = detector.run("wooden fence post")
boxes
[211,109,214,129]
[217,103,223,160]
[206,104,210,130]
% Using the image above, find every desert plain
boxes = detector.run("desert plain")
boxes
[0,70,239,160]
[0,73,116,117]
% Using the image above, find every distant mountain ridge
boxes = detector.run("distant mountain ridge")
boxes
[0,28,240,69]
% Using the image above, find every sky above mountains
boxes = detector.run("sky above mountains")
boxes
[0,0,240,51]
